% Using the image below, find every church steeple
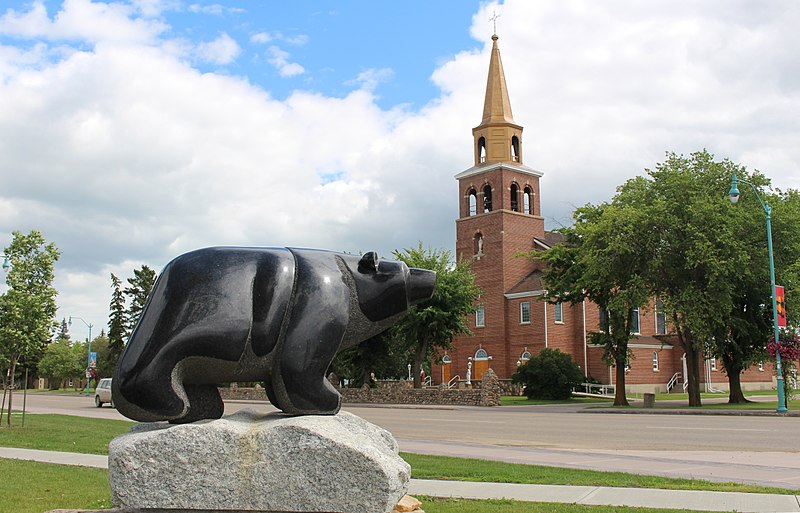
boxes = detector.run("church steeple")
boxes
[469,34,524,168]
[480,35,515,126]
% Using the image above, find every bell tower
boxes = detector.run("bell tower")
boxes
[451,33,546,380]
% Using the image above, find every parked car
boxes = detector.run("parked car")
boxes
[95,378,114,408]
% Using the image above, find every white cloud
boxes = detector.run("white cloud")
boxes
[0,0,799,337]
[250,31,308,46]
[195,32,240,65]
[0,0,167,44]
[188,3,244,16]
[347,68,394,92]
[267,45,304,77]
[250,32,273,44]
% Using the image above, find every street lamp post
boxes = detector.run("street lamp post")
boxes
[69,316,94,396]
[728,173,788,413]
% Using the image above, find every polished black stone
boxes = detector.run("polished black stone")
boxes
[113,247,436,423]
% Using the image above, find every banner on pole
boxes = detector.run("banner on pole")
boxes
[775,285,787,327]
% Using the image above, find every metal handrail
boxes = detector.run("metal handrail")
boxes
[447,375,460,389]
[666,372,681,393]
[577,382,615,396]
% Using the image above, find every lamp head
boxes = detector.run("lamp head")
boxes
[1,256,9,272]
[728,174,740,204]
[68,316,72,326]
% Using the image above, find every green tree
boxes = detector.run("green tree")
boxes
[107,273,127,374]
[390,243,480,388]
[0,230,60,426]
[537,202,652,406]
[38,338,84,388]
[332,332,409,387]
[615,151,770,406]
[55,318,70,342]
[89,332,114,380]
[124,265,157,332]
[512,348,584,400]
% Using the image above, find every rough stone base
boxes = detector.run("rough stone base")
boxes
[108,409,410,513]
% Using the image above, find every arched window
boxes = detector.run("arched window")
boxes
[442,354,452,364]
[511,135,520,162]
[520,348,531,361]
[475,348,488,359]
[478,136,487,163]
[467,188,477,216]
[523,186,532,214]
[510,183,519,212]
[483,184,492,212]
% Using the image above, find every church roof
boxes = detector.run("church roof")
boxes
[480,35,515,125]
[533,231,566,250]
[505,270,544,297]
[455,161,542,180]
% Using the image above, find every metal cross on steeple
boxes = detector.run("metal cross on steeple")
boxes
[489,10,501,35]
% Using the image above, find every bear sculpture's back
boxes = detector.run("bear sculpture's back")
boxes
[113,247,436,423]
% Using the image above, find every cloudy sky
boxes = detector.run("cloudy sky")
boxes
[1,0,799,343]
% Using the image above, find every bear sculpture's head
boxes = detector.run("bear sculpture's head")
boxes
[350,251,436,323]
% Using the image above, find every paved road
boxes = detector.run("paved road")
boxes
[21,393,797,451]
[14,392,800,489]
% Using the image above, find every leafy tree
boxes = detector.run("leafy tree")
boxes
[88,332,114,380]
[332,332,409,387]
[124,265,157,332]
[38,339,84,388]
[55,318,70,342]
[512,348,583,400]
[0,230,60,426]
[107,273,127,373]
[390,243,480,388]
[615,151,769,406]
[537,202,652,406]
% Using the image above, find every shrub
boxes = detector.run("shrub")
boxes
[511,348,583,400]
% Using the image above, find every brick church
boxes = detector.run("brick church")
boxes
[432,34,775,394]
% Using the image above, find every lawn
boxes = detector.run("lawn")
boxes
[502,392,800,410]
[401,453,797,495]
[0,412,133,454]
[501,396,610,406]
[0,458,112,513]
[0,459,717,513]
[419,497,714,513]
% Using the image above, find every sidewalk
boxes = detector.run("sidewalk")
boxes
[2,446,799,513]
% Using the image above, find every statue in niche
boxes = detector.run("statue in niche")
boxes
[113,247,436,423]
[474,234,484,260]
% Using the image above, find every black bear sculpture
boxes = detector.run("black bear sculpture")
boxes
[113,247,436,423]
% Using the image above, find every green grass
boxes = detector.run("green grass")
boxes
[501,396,610,406]
[22,387,92,394]
[658,399,800,410]
[0,459,718,513]
[419,497,715,513]
[401,453,798,495]
[0,413,133,454]
[0,458,112,513]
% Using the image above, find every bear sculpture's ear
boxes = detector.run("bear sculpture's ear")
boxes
[358,251,379,273]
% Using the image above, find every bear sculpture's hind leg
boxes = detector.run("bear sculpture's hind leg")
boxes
[170,385,224,424]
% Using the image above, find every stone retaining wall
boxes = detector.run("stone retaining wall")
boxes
[218,368,502,407]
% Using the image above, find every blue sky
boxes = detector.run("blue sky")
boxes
[2,1,479,109]
[1,0,799,340]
